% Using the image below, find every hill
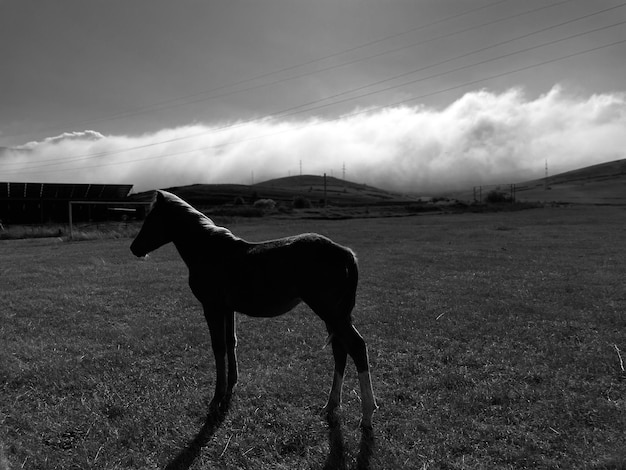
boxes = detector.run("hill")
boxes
[254,175,415,205]
[133,158,626,208]
[132,175,417,207]
[449,158,626,205]
[514,158,626,204]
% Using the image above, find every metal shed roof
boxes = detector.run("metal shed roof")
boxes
[0,182,133,200]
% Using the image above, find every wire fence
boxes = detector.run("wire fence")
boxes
[472,184,517,203]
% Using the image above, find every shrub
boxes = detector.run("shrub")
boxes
[485,190,512,203]
[293,196,312,209]
[276,203,292,214]
[253,199,276,211]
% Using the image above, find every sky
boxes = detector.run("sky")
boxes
[1,0,625,193]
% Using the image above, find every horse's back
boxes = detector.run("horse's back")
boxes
[253,233,358,319]
[219,232,357,319]
[247,233,355,274]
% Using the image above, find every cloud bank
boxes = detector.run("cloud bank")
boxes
[2,86,625,194]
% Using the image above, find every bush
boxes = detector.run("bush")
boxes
[485,190,512,203]
[293,196,312,209]
[253,199,276,211]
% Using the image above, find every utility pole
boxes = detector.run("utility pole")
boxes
[544,158,549,190]
[342,162,346,181]
[323,173,327,207]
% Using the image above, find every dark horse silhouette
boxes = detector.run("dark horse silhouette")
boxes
[130,191,377,428]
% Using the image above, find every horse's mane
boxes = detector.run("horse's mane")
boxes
[158,191,238,241]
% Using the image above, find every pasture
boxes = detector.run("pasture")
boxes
[1,205,625,469]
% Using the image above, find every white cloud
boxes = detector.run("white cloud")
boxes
[1,86,625,193]
[17,130,105,150]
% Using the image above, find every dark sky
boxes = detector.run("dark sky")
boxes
[1,0,625,191]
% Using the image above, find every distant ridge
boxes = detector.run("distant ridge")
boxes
[134,157,626,206]
[536,158,626,186]
[449,158,626,204]
[133,175,416,206]
[514,158,626,204]
[257,174,383,192]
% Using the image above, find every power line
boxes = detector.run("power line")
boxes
[0,0,519,139]
[245,7,626,124]
[97,0,574,123]
[273,19,626,119]
[5,36,625,177]
[5,4,624,172]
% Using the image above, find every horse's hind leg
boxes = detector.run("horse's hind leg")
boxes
[224,311,238,400]
[323,333,347,414]
[204,307,229,413]
[334,324,377,429]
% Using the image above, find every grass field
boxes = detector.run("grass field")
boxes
[1,206,625,469]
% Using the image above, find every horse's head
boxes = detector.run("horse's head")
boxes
[130,191,173,257]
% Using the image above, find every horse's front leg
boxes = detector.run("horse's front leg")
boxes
[204,307,229,413]
[224,310,238,400]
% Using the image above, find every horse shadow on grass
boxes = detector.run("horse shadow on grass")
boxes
[163,401,374,470]
[163,403,228,470]
[323,411,375,470]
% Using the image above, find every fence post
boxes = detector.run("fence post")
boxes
[68,202,73,240]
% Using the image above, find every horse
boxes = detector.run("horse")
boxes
[130,190,377,428]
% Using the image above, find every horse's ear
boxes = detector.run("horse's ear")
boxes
[156,190,165,202]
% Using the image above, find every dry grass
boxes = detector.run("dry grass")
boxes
[0,222,142,242]
[1,205,625,469]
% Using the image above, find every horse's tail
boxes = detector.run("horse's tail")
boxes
[343,248,359,314]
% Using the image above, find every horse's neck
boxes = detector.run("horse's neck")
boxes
[171,212,240,267]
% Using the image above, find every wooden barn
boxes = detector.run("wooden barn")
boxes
[0,182,134,224]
